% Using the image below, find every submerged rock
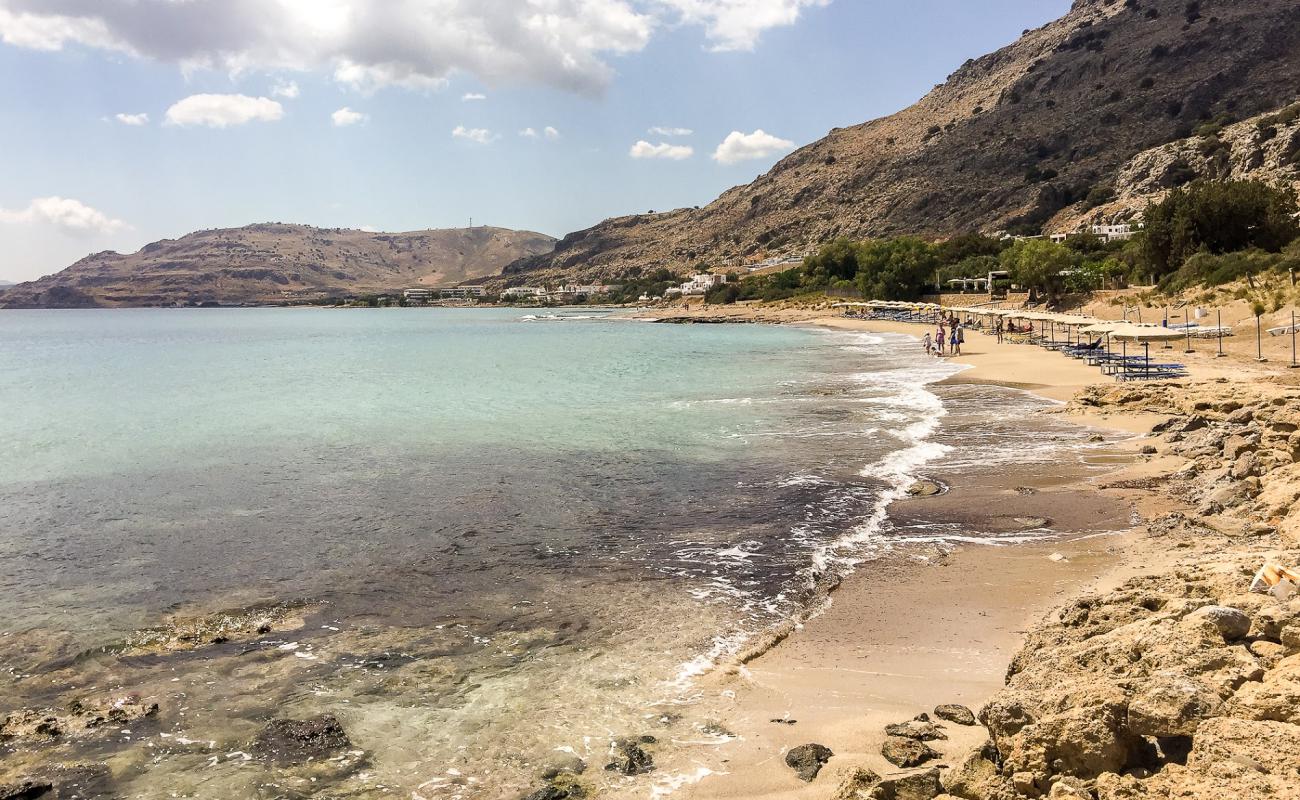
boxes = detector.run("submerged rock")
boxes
[881,735,938,768]
[933,704,977,726]
[784,743,834,781]
[250,714,351,765]
[604,738,654,775]
[907,480,943,497]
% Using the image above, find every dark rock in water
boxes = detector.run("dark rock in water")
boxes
[9,763,113,800]
[881,735,939,767]
[784,743,833,781]
[770,718,797,725]
[0,780,53,800]
[884,720,947,741]
[873,767,943,800]
[934,704,978,726]
[1140,444,1158,455]
[538,754,587,780]
[906,480,943,497]
[251,714,351,765]
[521,775,587,800]
[604,738,654,775]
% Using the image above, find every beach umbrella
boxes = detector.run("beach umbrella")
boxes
[1110,324,1186,378]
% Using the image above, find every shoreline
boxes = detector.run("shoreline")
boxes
[641,318,1160,800]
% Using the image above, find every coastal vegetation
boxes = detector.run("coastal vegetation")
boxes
[702,179,1300,305]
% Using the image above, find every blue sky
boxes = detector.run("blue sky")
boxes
[0,0,1070,283]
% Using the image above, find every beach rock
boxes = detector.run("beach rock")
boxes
[873,767,943,800]
[1248,640,1286,669]
[881,736,938,768]
[250,714,351,765]
[831,767,881,800]
[605,738,654,775]
[1228,654,1300,724]
[1186,605,1252,642]
[934,704,977,726]
[1140,445,1158,455]
[941,742,1018,800]
[884,719,947,741]
[784,743,833,782]
[538,755,587,780]
[1222,433,1260,461]
[1011,772,1041,797]
[0,780,53,800]
[907,481,943,497]
[521,775,587,800]
[1046,778,1093,799]
[1127,675,1223,738]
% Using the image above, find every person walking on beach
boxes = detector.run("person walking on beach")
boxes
[936,323,946,355]
[921,332,933,355]
[951,322,963,356]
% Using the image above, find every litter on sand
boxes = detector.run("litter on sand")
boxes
[1249,562,1300,601]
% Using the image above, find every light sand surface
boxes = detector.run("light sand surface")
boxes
[678,535,1147,799]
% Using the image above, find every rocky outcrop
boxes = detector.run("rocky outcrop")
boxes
[943,381,1300,799]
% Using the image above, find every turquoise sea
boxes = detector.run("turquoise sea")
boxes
[0,308,1099,798]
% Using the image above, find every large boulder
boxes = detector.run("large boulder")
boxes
[1229,654,1300,724]
[873,767,943,800]
[884,719,947,741]
[934,704,977,726]
[881,736,938,768]
[784,743,833,782]
[1186,605,1252,641]
[940,743,1018,800]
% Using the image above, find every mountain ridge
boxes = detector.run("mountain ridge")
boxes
[0,223,556,308]
[504,0,1300,284]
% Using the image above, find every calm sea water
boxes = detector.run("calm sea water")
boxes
[0,309,1098,798]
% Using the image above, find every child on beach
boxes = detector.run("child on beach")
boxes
[936,324,946,355]
[921,332,932,354]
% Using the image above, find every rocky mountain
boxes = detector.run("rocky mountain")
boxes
[0,224,555,308]
[507,0,1300,283]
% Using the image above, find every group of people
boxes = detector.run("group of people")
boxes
[921,314,965,357]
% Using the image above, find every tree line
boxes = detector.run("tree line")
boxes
[704,179,1300,304]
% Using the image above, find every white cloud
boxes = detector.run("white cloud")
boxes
[452,125,495,144]
[629,140,694,160]
[272,80,300,99]
[114,112,149,126]
[331,106,367,127]
[0,1,828,94]
[655,0,831,52]
[0,196,127,235]
[649,125,692,136]
[544,125,560,140]
[164,94,283,128]
[462,92,487,101]
[519,127,538,138]
[712,128,794,164]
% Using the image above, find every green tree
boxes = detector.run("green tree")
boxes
[855,237,939,300]
[802,238,862,285]
[1000,239,1075,299]
[935,233,1008,267]
[1142,180,1300,276]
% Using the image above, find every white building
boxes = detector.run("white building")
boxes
[503,286,546,298]
[403,288,434,305]
[679,273,729,295]
[438,286,486,299]
[1090,223,1140,242]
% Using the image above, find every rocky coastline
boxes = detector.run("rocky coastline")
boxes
[784,378,1300,800]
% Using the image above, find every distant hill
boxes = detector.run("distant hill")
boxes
[0,224,556,308]
[506,0,1300,283]
[0,280,14,288]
